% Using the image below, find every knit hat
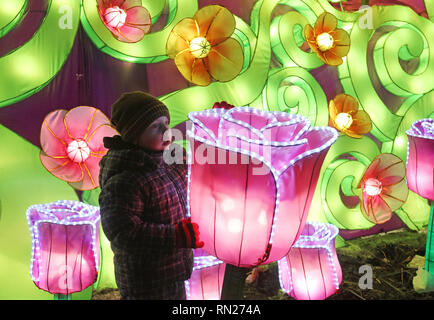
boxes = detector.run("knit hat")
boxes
[110,91,170,143]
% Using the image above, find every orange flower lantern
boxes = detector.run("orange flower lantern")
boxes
[329,93,372,138]
[166,5,244,86]
[304,12,350,66]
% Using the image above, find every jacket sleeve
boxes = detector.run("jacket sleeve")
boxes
[99,171,177,254]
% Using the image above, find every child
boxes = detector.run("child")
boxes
[98,91,203,300]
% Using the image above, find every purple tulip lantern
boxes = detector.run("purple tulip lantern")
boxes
[26,200,100,297]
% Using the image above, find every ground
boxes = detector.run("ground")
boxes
[92,228,434,300]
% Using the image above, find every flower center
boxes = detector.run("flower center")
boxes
[189,37,211,59]
[335,112,353,130]
[316,32,334,52]
[104,6,127,29]
[364,178,382,196]
[67,140,90,163]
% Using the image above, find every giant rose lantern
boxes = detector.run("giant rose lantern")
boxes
[26,200,100,297]
[187,107,338,267]
[406,118,434,276]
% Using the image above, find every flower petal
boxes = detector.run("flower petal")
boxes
[86,124,118,151]
[330,29,350,57]
[125,6,151,31]
[381,179,408,211]
[64,107,110,141]
[68,156,102,190]
[322,49,343,66]
[328,100,338,121]
[205,38,243,82]
[116,25,145,42]
[167,18,199,59]
[174,50,211,86]
[41,109,70,156]
[362,193,393,224]
[194,5,235,45]
[40,151,84,183]
[349,110,372,135]
[332,94,359,114]
[315,12,337,35]
[120,0,142,10]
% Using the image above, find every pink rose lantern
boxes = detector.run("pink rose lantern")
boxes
[26,200,100,297]
[187,107,338,267]
[406,118,434,275]
[406,119,434,201]
[97,0,151,43]
[185,249,226,300]
[40,106,117,191]
[278,222,342,300]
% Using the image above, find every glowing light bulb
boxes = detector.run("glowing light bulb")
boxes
[67,140,90,163]
[364,178,382,196]
[335,113,353,130]
[104,6,127,29]
[189,37,211,58]
[316,33,334,52]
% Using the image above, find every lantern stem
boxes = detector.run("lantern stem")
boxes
[54,293,72,300]
[425,200,434,275]
[221,264,251,300]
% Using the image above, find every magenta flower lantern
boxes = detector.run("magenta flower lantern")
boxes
[278,222,342,300]
[406,118,434,276]
[185,249,226,300]
[26,200,100,295]
[40,106,117,191]
[97,0,152,43]
[406,118,434,201]
[187,107,338,267]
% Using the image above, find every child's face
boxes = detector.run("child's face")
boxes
[137,116,172,151]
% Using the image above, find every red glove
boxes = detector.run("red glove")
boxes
[175,218,204,249]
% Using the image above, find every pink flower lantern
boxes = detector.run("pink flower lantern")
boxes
[187,107,338,267]
[278,222,342,300]
[406,118,434,275]
[185,249,226,300]
[358,153,408,224]
[97,0,151,43]
[40,106,117,191]
[406,118,434,201]
[26,200,100,296]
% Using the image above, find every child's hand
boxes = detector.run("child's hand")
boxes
[175,218,204,249]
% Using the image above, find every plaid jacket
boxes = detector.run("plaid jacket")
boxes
[98,135,193,297]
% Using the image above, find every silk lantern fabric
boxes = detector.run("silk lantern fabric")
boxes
[187,107,338,267]
[406,118,434,201]
[185,249,226,300]
[278,222,342,300]
[26,200,100,295]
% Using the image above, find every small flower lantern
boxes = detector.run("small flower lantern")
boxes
[329,94,372,138]
[187,107,338,267]
[358,153,408,224]
[26,200,100,297]
[166,5,244,86]
[304,12,350,66]
[185,249,226,300]
[97,0,152,43]
[278,222,342,300]
[406,118,434,275]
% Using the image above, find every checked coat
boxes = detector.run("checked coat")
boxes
[98,135,193,299]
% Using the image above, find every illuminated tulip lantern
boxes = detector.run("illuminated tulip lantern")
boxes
[26,200,100,297]
[185,249,226,300]
[278,222,342,300]
[406,118,434,274]
[187,107,338,267]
